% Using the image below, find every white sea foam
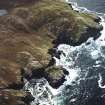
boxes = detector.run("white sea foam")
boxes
[98,73,105,88]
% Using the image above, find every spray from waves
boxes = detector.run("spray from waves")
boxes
[67,0,90,12]
[24,1,105,105]
[24,78,55,105]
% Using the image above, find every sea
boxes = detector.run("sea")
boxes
[69,0,105,13]
[1,0,105,105]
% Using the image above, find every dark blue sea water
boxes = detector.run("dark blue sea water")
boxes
[69,0,105,13]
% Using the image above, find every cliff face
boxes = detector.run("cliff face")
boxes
[0,0,103,104]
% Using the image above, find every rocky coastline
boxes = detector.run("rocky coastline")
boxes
[0,0,103,105]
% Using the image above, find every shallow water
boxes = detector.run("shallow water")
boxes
[69,0,105,13]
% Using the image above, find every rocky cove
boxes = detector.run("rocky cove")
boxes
[0,0,103,105]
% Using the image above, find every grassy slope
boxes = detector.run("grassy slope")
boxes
[0,0,101,87]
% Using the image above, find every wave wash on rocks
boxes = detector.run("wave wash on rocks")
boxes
[0,0,103,105]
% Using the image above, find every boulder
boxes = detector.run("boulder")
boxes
[45,66,65,88]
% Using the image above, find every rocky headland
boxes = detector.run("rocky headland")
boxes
[0,0,103,105]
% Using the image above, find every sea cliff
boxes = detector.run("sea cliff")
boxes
[0,0,103,105]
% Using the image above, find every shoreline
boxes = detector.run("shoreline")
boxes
[0,0,104,105]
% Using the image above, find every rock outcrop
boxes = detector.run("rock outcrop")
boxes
[45,66,66,88]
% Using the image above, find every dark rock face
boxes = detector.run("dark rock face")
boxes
[48,48,64,59]
[21,91,35,105]
[94,16,101,23]
[77,25,103,45]
[53,20,103,46]
[44,66,66,88]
